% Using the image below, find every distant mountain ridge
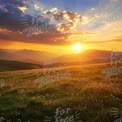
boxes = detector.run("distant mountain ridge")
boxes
[0,49,122,64]
[0,49,122,71]
[0,49,55,64]
[56,49,121,63]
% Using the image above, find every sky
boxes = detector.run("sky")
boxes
[0,0,122,55]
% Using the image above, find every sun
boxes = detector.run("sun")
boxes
[73,43,83,51]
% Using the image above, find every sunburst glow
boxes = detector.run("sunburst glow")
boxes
[73,43,83,51]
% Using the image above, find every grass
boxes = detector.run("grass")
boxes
[0,63,122,122]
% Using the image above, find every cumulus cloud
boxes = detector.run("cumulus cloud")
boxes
[44,8,59,14]
[3,0,81,35]
[44,9,82,32]
[0,0,82,36]
[0,0,121,45]
[0,0,63,45]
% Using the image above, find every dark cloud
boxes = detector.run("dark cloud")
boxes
[0,0,82,45]
[0,0,57,33]
[0,29,71,45]
[0,0,26,31]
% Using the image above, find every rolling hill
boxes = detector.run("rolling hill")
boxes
[0,60,42,71]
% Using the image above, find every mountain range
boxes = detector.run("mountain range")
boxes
[0,49,117,63]
[0,49,121,71]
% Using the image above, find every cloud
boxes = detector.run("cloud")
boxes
[18,6,27,13]
[0,27,71,45]
[82,38,122,44]
[44,9,82,32]
[44,8,59,14]
[0,0,26,31]
[57,22,74,32]
[0,0,82,38]
[22,2,81,34]
[0,5,8,13]
[0,0,74,45]
[0,0,121,46]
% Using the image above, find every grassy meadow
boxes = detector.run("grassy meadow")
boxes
[0,63,122,122]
